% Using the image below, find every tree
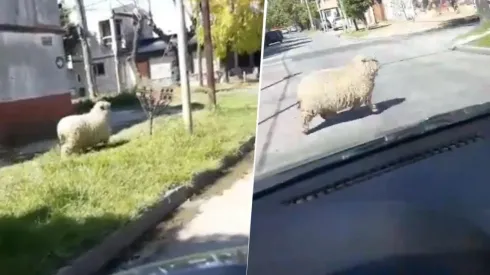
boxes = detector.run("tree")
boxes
[342,0,371,28]
[58,1,79,56]
[193,0,263,82]
[266,0,318,30]
[475,0,490,23]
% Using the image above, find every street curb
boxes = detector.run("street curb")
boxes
[348,14,480,41]
[55,135,256,275]
[398,15,479,38]
[451,44,490,55]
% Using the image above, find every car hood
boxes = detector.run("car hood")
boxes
[254,102,490,188]
[111,246,248,275]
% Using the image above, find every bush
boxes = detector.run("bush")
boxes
[73,92,140,114]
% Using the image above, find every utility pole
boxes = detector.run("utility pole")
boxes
[74,0,97,98]
[176,0,193,133]
[147,0,153,17]
[304,0,315,30]
[109,14,122,94]
[200,0,217,106]
[337,0,349,31]
[314,0,325,31]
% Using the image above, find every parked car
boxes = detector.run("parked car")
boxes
[275,30,284,40]
[264,30,283,47]
[281,28,289,34]
[322,20,332,31]
[332,16,346,30]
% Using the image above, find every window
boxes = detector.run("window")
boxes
[115,19,122,37]
[77,74,82,83]
[79,87,86,97]
[92,63,106,76]
[99,19,122,38]
[99,20,111,39]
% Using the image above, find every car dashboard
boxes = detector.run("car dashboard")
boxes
[247,108,490,275]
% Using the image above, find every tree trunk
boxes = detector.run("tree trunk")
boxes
[362,15,369,30]
[224,46,230,83]
[129,19,142,87]
[353,19,359,31]
[197,45,203,86]
[149,113,154,136]
[476,0,490,22]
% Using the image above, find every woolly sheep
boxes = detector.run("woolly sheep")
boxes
[57,100,112,157]
[297,55,381,134]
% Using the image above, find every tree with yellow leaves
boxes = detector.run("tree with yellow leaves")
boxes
[193,0,264,82]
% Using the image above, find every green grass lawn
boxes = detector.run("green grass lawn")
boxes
[470,33,490,48]
[0,91,257,275]
[342,29,369,38]
[456,20,490,41]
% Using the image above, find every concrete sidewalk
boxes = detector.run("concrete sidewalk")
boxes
[112,159,254,273]
[340,7,478,40]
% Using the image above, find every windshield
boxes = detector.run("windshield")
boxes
[110,246,248,275]
[260,6,487,179]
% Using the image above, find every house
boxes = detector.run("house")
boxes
[317,0,386,26]
[65,2,155,97]
[63,0,195,97]
[0,0,73,146]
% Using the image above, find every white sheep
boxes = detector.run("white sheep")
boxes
[297,55,381,134]
[57,100,112,157]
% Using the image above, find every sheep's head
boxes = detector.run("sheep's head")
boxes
[352,55,380,78]
[91,100,111,115]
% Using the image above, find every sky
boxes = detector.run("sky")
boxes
[61,0,193,35]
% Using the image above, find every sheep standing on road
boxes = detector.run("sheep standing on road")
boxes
[57,100,112,157]
[297,55,381,134]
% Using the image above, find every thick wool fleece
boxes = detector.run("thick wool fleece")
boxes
[297,55,381,133]
[57,101,112,156]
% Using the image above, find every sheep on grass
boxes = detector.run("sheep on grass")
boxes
[57,100,112,157]
[297,55,381,134]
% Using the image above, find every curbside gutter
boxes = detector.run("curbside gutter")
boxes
[451,44,490,55]
[378,15,480,40]
[55,135,256,275]
[340,14,480,41]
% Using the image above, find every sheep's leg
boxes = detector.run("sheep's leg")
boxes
[366,95,378,113]
[301,110,315,134]
[60,144,75,158]
[349,99,362,111]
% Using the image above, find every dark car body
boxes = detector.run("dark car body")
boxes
[249,102,490,275]
[264,30,283,47]
[111,246,248,275]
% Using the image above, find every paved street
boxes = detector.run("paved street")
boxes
[255,26,490,180]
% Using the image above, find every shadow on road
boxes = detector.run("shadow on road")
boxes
[263,37,312,59]
[255,58,295,172]
[261,72,302,91]
[258,101,299,125]
[308,97,406,134]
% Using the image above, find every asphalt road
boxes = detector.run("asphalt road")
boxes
[255,26,490,180]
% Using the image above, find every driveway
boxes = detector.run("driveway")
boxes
[255,25,490,182]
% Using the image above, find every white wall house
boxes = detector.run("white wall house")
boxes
[0,0,73,145]
[62,0,194,97]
